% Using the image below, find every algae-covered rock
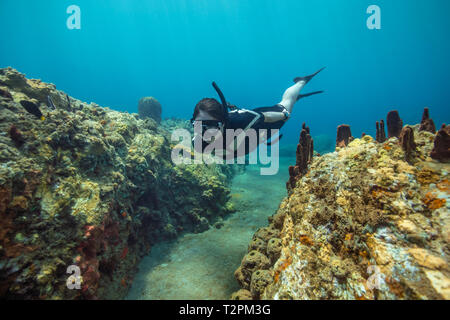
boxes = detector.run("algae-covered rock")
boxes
[250,270,273,299]
[138,97,162,123]
[161,117,193,134]
[252,226,280,243]
[0,68,235,299]
[235,250,271,291]
[266,238,282,263]
[248,238,266,253]
[233,127,450,300]
[230,289,253,300]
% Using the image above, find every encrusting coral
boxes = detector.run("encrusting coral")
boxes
[0,68,236,299]
[232,108,449,300]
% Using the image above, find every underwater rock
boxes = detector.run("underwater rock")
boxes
[287,123,313,192]
[430,124,450,162]
[230,289,253,300]
[8,125,25,146]
[236,250,271,290]
[0,68,235,299]
[419,107,436,134]
[233,124,450,300]
[250,270,273,299]
[241,251,271,273]
[138,97,162,123]
[234,266,250,290]
[336,124,353,148]
[386,110,403,138]
[268,211,285,231]
[0,87,12,100]
[65,94,72,112]
[248,238,266,253]
[399,126,416,155]
[237,250,271,291]
[376,120,386,143]
[161,117,193,134]
[253,226,280,243]
[266,238,282,263]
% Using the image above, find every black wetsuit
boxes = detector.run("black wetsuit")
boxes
[227,104,287,132]
[224,104,287,157]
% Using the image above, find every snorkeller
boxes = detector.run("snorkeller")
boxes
[191,67,325,159]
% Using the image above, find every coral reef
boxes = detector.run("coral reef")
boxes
[230,289,253,300]
[161,117,193,134]
[287,123,313,192]
[386,110,403,138]
[138,97,162,124]
[232,117,449,300]
[8,125,24,147]
[0,68,235,299]
[430,124,450,162]
[0,87,13,100]
[376,120,386,143]
[336,124,353,148]
[419,108,436,134]
[399,126,416,157]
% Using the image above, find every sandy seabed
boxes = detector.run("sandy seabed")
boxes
[126,157,293,300]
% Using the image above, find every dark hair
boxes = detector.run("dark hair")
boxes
[192,98,224,121]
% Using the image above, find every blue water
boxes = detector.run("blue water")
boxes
[1,0,449,144]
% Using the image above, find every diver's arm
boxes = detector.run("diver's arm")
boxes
[262,110,290,123]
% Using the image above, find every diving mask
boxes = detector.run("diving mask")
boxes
[192,120,224,144]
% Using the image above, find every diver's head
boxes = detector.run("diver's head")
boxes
[192,98,225,123]
[191,98,225,146]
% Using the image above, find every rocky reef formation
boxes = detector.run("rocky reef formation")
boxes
[0,68,235,299]
[386,110,403,138]
[336,124,353,148]
[399,126,416,157]
[419,108,436,134]
[287,123,313,193]
[431,124,450,162]
[160,117,193,134]
[376,120,386,143]
[232,116,449,300]
[138,97,162,124]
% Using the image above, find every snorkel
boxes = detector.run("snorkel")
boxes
[212,81,229,126]
[191,82,231,150]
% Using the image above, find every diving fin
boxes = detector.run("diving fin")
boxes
[296,90,324,101]
[294,67,326,84]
